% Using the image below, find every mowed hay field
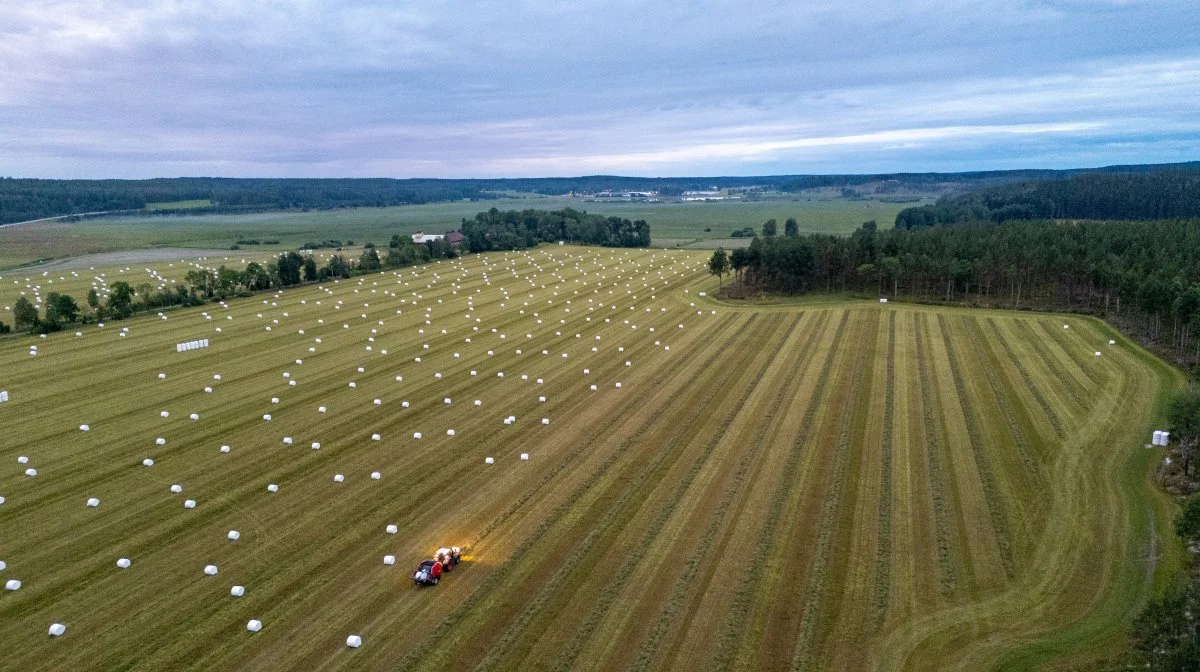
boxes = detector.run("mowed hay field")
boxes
[0,246,1183,671]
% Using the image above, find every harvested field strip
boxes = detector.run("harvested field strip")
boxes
[984,317,1063,439]
[872,310,897,628]
[912,312,958,596]
[1009,318,1089,416]
[627,311,829,672]
[790,309,879,670]
[711,310,851,671]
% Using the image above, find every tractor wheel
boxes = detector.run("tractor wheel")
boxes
[433,576,439,585]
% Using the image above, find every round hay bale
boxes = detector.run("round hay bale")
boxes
[160,411,170,418]
[383,555,395,565]
[447,429,456,436]
[204,564,218,576]
[520,453,529,461]
[371,471,381,480]
[267,484,279,493]
[485,457,495,464]
[413,432,422,439]
[190,413,200,421]
[371,433,381,441]
[231,585,245,597]
[170,484,183,493]
[184,499,197,509]
[86,497,100,507]
[246,619,262,632]
[220,445,231,453]
[311,442,321,450]
[5,579,21,591]
[346,635,362,648]
[282,437,293,445]
[263,414,272,421]
[116,558,131,569]
[386,524,398,534]
[333,474,345,483]
[79,424,90,432]
[48,623,66,637]
[156,437,167,446]
[318,406,327,413]
[227,530,240,541]
[142,458,155,467]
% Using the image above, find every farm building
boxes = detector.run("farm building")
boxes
[411,232,444,244]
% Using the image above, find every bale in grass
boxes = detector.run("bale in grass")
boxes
[116,558,131,569]
[184,499,196,509]
[142,458,155,467]
[334,474,345,482]
[86,497,100,507]
[170,484,183,493]
[267,484,279,493]
[447,429,456,436]
[371,472,381,480]
[263,414,272,421]
[282,437,293,445]
[156,438,167,446]
[231,585,245,597]
[48,623,66,637]
[371,433,381,441]
[311,442,321,450]
[5,579,20,591]
[413,432,422,439]
[520,453,529,461]
[383,555,395,565]
[318,406,327,413]
[485,457,494,464]
[227,530,240,540]
[246,619,262,632]
[79,424,90,431]
[346,635,362,648]
[220,445,231,453]
[204,565,218,576]
[160,411,170,418]
[386,524,398,534]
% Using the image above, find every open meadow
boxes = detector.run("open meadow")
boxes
[0,246,1182,671]
[0,196,913,270]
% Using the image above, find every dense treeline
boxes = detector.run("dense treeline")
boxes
[459,207,650,251]
[717,218,1200,363]
[896,168,1200,228]
[4,162,1196,225]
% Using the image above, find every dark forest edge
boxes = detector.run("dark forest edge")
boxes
[2,161,1197,225]
[895,167,1200,227]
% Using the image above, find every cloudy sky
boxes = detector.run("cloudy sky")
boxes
[0,0,1196,178]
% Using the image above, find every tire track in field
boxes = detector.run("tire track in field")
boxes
[938,315,1015,580]
[396,315,759,670]
[707,310,850,672]
[985,317,1063,438]
[962,317,1041,478]
[872,310,896,629]
[790,309,878,671]
[627,311,830,672]
[913,313,957,596]
[475,314,800,671]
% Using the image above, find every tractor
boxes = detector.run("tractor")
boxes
[412,546,462,586]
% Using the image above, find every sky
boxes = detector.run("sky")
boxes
[0,0,1197,179]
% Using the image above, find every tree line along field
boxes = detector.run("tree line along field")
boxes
[0,246,1182,670]
[0,196,910,270]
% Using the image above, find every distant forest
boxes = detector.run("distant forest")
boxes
[2,162,1196,225]
[895,167,1200,227]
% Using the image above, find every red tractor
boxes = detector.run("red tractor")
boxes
[412,546,462,586]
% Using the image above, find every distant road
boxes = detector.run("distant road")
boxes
[0,210,133,228]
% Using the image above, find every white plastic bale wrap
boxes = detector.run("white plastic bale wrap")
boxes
[48,623,66,637]
[246,619,262,632]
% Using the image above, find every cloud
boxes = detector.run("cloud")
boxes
[0,1,1197,177]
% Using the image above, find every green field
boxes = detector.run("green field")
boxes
[0,196,914,270]
[0,247,1181,670]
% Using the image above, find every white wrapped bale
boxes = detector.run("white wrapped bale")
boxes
[48,623,66,637]
[333,473,344,482]
[413,432,422,439]
[446,429,455,436]
[190,413,200,421]
[246,619,262,632]
[17,456,28,464]
[79,424,90,431]
[86,497,100,507]
[156,437,167,446]
[170,484,183,493]
[267,484,279,493]
[371,472,381,480]
[311,442,321,450]
[346,635,362,648]
[542,418,550,425]
[485,457,495,464]
[5,579,20,591]
[386,524,398,534]
[282,436,293,445]
[371,433,381,441]
[520,453,529,461]
[231,585,245,597]
[1109,339,1116,345]
[318,406,327,413]
[204,564,218,576]
[160,410,170,418]
[142,458,155,467]
[184,499,196,509]
[227,530,240,541]
[383,555,395,565]
[263,414,272,421]
[116,558,131,569]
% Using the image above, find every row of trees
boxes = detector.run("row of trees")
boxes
[710,218,1200,364]
[896,168,1200,228]
[459,207,651,251]
[9,280,200,334]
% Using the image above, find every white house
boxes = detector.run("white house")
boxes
[412,231,445,244]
